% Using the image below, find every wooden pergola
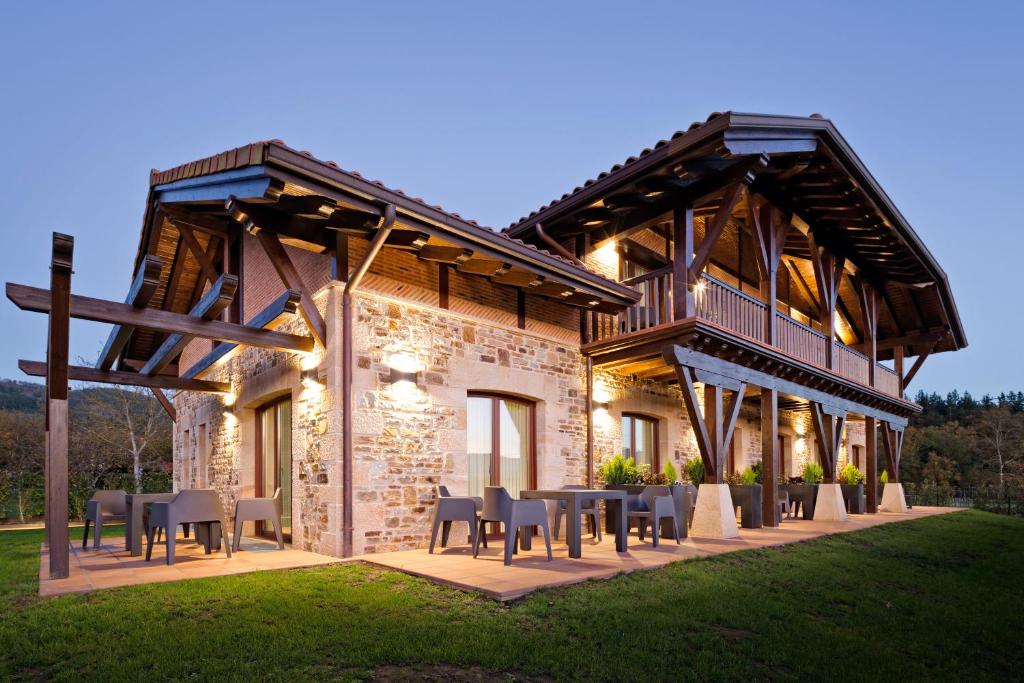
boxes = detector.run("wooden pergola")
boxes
[6,233,316,579]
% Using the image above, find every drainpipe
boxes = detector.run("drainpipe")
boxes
[342,204,396,557]
[534,223,585,267]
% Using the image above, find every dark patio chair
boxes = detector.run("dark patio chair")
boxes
[632,485,680,548]
[82,490,127,549]
[473,486,551,565]
[553,484,601,542]
[429,485,485,553]
[145,489,231,565]
[232,487,285,551]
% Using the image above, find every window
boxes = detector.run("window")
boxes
[621,414,658,469]
[467,394,535,499]
[257,397,292,542]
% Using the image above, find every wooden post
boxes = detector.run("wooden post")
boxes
[865,416,878,513]
[748,194,789,347]
[807,231,845,370]
[672,205,694,320]
[704,384,724,483]
[894,346,905,396]
[856,280,879,388]
[881,421,904,483]
[46,233,73,579]
[761,387,779,526]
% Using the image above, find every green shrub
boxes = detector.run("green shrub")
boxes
[638,464,668,486]
[838,463,865,485]
[599,455,641,486]
[802,462,824,485]
[663,460,678,484]
[751,461,763,484]
[684,457,705,486]
[739,467,759,486]
[880,469,889,485]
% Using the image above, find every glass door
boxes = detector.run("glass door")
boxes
[257,397,292,542]
[467,394,534,500]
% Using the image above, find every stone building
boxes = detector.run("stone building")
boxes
[109,112,965,556]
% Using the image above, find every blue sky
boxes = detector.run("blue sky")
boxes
[0,1,1020,396]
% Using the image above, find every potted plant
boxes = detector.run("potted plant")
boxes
[684,457,704,488]
[599,455,644,494]
[728,465,763,528]
[838,463,866,513]
[781,462,822,519]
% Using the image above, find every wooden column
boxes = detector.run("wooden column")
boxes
[894,345,905,396]
[332,232,349,282]
[671,205,695,320]
[865,416,878,513]
[46,233,73,579]
[856,279,879,387]
[807,231,845,370]
[810,401,846,483]
[748,194,789,347]
[674,366,745,484]
[760,387,779,526]
[881,421,904,483]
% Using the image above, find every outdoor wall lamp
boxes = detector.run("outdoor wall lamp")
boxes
[389,367,420,385]
[301,367,324,388]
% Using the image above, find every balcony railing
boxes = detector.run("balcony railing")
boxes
[590,272,903,399]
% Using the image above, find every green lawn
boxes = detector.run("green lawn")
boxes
[1,510,1021,681]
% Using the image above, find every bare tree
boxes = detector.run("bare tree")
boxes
[971,406,1024,494]
[73,384,172,493]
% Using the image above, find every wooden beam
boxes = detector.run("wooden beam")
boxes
[140,274,237,376]
[251,229,327,346]
[438,264,450,310]
[854,278,879,387]
[7,282,314,352]
[175,222,220,285]
[46,232,72,580]
[20,360,231,393]
[674,365,717,481]
[871,327,948,352]
[689,182,744,283]
[902,335,943,389]
[807,230,845,368]
[183,289,301,379]
[810,401,846,482]
[150,388,176,421]
[662,344,909,426]
[419,245,473,265]
[96,254,163,370]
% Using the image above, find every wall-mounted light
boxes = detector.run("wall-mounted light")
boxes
[223,392,237,408]
[301,367,324,389]
[388,352,423,386]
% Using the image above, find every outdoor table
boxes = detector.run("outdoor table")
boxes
[125,492,175,556]
[520,489,628,558]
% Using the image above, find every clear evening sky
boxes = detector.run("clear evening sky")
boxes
[0,2,1020,396]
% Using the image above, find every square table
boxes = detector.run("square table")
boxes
[520,489,628,558]
[125,493,176,556]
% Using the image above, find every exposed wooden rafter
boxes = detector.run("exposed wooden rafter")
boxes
[19,360,230,393]
[140,274,238,376]
[6,282,313,353]
[95,255,163,371]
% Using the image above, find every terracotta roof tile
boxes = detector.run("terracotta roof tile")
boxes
[151,139,604,277]
[503,111,727,231]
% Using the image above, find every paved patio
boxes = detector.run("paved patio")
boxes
[39,532,339,597]
[363,506,963,601]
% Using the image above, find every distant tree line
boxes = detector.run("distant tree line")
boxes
[0,380,172,523]
[901,390,1024,508]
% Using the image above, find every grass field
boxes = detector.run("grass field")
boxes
[1,510,1021,681]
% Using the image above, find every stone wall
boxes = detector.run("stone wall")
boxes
[349,293,588,554]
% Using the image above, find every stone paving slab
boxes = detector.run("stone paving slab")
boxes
[39,532,340,597]
[361,507,964,601]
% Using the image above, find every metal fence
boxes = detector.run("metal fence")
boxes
[906,484,1024,517]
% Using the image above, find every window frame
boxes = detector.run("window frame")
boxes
[467,392,537,492]
[620,412,660,470]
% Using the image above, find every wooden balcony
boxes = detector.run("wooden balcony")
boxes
[590,272,903,400]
